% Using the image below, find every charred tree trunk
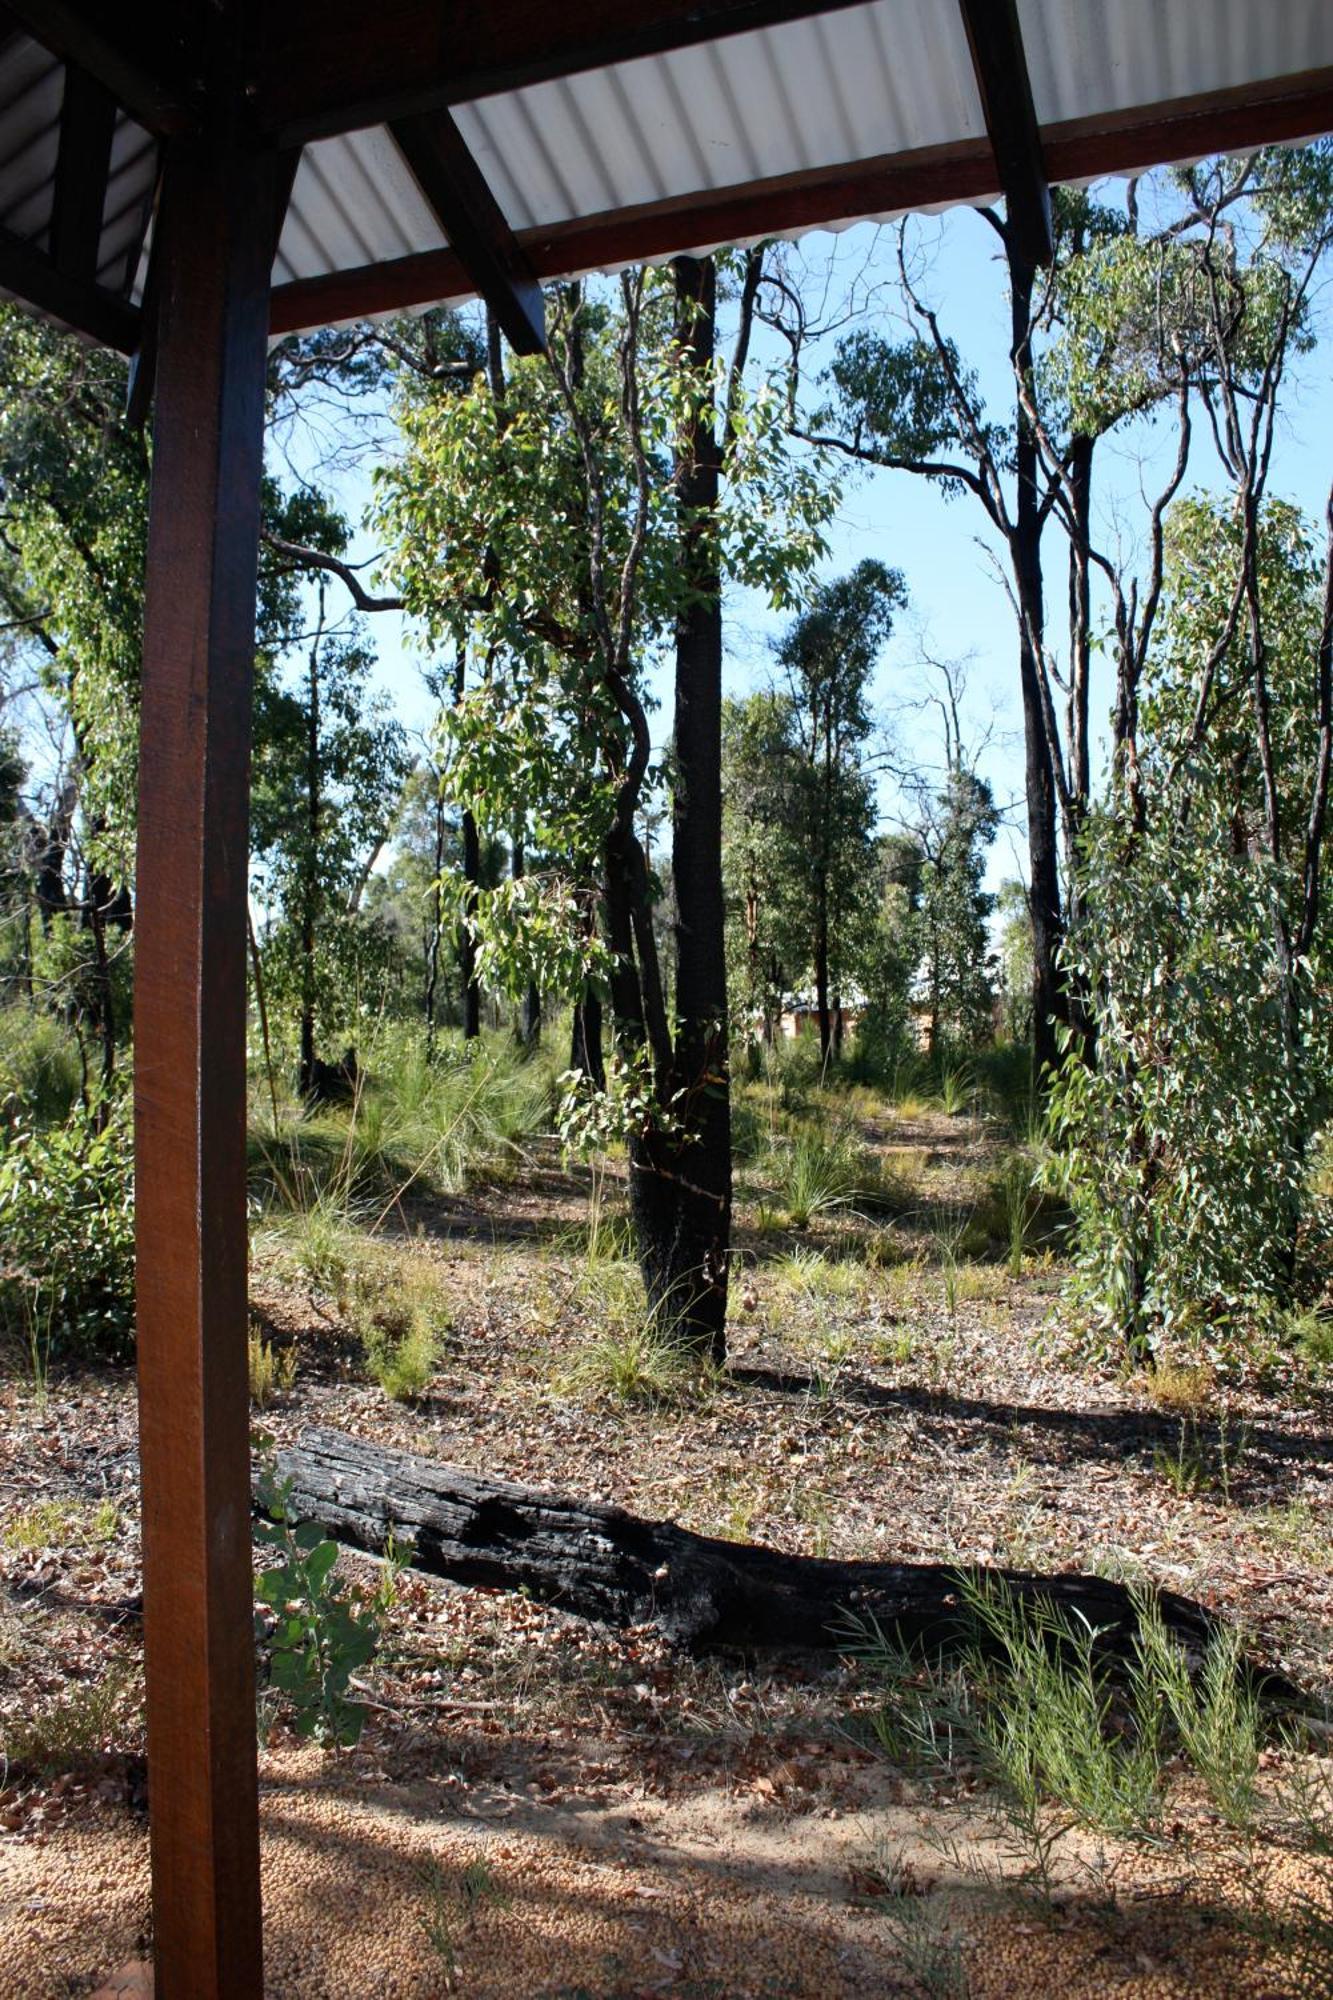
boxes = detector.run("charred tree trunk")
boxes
[1010,248,1065,1090]
[298,632,322,1098]
[570,986,605,1090]
[626,255,731,1363]
[459,814,481,1041]
[454,647,482,1044]
[511,826,541,1052]
[266,1427,1271,1680]
[424,774,446,1060]
[1064,428,1096,1061]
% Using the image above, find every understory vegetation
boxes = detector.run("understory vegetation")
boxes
[3,142,1333,1998]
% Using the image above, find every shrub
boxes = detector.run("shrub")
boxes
[848,1574,1265,1873]
[0,1005,84,1126]
[254,1462,388,1745]
[364,1316,438,1402]
[0,1093,135,1363]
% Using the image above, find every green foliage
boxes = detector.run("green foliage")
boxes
[764,1127,871,1228]
[254,1462,387,1745]
[821,330,1008,494]
[375,276,837,1027]
[1049,497,1333,1355]
[363,1314,439,1403]
[850,1575,1266,1884]
[0,1004,83,1125]
[0,1091,134,1363]
[3,1662,138,1776]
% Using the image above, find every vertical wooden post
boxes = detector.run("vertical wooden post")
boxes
[133,85,275,2000]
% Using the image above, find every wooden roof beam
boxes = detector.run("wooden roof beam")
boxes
[269,134,996,335]
[4,2,194,133]
[255,0,873,145]
[958,0,1052,268]
[390,112,544,355]
[0,218,139,347]
[50,61,116,280]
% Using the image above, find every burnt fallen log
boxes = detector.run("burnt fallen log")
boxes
[264,1427,1296,1692]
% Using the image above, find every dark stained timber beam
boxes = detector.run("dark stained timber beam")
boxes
[3,2,194,132]
[0,219,139,348]
[269,63,1333,338]
[254,0,873,144]
[390,112,544,355]
[269,134,996,333]
[958,0,1052,268]
[134,118,274,2000]
[50,61,116,280]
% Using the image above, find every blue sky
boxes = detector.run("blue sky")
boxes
[291,183,1333,900]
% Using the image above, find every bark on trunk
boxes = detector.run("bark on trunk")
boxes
[266,1427,1270,1679]
[460,805,481,1041]
[626,254,730,1362]
[298,633,321,1098]
[1010,249,1064,1089]
[511,828,541,1051]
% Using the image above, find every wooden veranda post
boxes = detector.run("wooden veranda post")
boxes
[133,79,276,2000]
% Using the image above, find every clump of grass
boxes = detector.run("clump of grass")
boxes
[848,1574,1267,1896]
[1147,1358,1217,1417]
[851,1842,971,1998]
[1153,1406,1250,1502]
[561,1323,695,1406]
[249,1329,298,1408]
[419,1852,510,1985]
[4,1663,139,1776]
[934,1061,977,1118]
[766,1128,872,1228]
[772,1245,864,1303]
[365,1319,439,1401]
[997,1152,1042,1277]
[3,1496,120,1553]
[1289,1308,1333,1372]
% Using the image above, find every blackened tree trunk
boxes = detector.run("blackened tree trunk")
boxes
[269,1427,1268,1680]
[570,987,605,1089]
[814,885,832,1062]
[453,642,482,1041]
[511,826,541,1051]
[1064,427,1097,1059]
[1010,248,1065,1088]
[627,256,731,1362]
[298,632,321,1098]
[424,771,446,1059]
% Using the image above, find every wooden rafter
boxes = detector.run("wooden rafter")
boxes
[50,60,115,280]
[390,112,544,355]
[958,0,1052,268]
[269,134,996,335]
[3,1,194,133]
[0,218,138,347]
[269,61,1333,338]
[253,0,873,144]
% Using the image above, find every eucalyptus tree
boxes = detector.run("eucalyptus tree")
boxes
[773,560,904,1059]
[1051,497,1333,1350]
[250,571,408,1095]
[721,690,802,1050]
[375,261,834,1356]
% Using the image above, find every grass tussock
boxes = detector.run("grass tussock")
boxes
[849,1575,1270,1873]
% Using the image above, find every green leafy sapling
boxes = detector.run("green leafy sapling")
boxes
[253,1458,385,1746]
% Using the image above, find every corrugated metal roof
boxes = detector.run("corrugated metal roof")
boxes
[1,2,1332,344]
[1018,0,1333,126]
[453,0,984,237]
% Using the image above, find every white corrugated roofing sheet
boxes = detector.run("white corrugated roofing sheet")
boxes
[1,0,1332,336]
[454,0,984,237]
